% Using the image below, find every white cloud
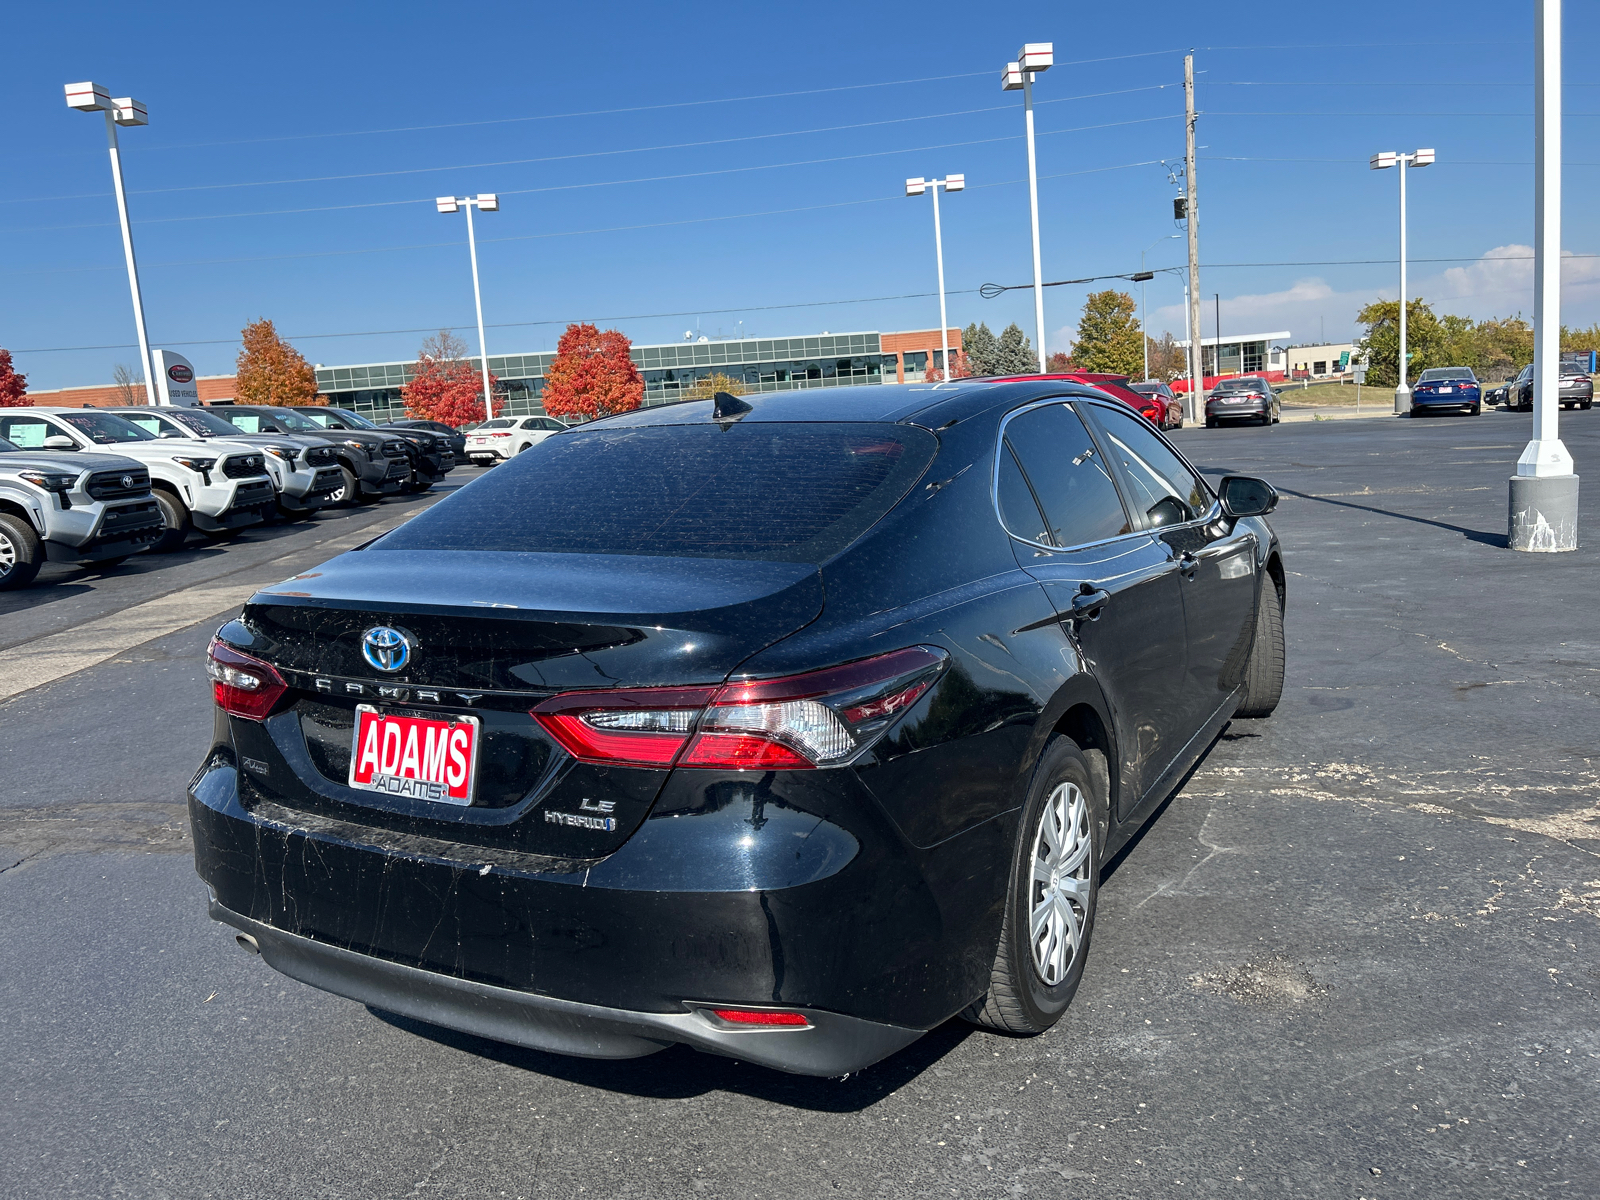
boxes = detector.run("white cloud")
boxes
[1140,245,1600,345]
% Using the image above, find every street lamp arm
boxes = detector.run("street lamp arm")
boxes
[980,269,1168,299]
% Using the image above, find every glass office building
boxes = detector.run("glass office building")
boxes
[315,331,901,421]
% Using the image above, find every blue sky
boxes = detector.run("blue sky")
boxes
[4,0,1597,390]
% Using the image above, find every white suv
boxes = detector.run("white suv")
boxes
[0,409,275,552]
[465,416,565,466]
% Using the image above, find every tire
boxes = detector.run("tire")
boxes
[403,477,435,494]
[1582,401,1593,410]
[1235,576,1285,719]
[151,489,191,553]
[516,441,532,454]
[328,466,360,506]
[1206,417,1218,429]
[0,512,44,590]
[963,736,1106,1035]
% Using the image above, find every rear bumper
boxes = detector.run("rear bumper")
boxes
[189,747,1006,1074]
[210,900,921,1075]
[1206,402,1268,420]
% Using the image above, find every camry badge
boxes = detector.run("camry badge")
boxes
[361,626,411,672]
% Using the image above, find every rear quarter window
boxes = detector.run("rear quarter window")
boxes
[382,422,937,563]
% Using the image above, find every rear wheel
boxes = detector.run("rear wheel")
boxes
[1236,578,1285,718]
[151,489,191,553]
[0,512,44,590]
[964,736,1104,1035]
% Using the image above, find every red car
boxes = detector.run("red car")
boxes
[983,372,1177,429]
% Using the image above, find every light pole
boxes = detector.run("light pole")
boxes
[1511,0,1578,551]
[65,82,155,406]
[1369,148,1434,414]
[436,194,499,424]
[1140,235,1182,381]
[1003,43,1053,373]
[905,175,964,380]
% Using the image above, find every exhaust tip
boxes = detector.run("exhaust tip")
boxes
[235,933,261,956]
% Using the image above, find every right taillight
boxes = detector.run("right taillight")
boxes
[207,638,288,720]
[530,646,947,772]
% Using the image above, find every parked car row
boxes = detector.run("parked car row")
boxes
[1495,363,1594,412]
[0,403,462,591]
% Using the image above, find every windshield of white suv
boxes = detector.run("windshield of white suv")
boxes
[169,409,249,437]
[59,413,157,443]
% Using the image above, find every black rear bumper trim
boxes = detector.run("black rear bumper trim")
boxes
[209,901,924,1076]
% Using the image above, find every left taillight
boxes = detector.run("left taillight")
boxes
[207,638,288,720]
[530,646,948,772]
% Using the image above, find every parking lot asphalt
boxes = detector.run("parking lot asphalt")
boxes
[2,413,1597,1200]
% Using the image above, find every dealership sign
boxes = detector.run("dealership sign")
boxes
[153,349,200,406]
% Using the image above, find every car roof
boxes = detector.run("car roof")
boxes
[587,380,1102,431]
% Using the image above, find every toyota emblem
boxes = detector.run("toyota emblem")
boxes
[361,626,412,672]
[120,474,135,488]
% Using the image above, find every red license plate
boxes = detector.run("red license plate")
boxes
[348,705,480,806]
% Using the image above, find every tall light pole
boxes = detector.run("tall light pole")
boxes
[905,175,964,380]
[436,194,500,424]
[1140,235,1181,380]
[1511,0,1578,551]
[1369,148,1434,413]
[65,82,155,406]
[1003,43,1053,373]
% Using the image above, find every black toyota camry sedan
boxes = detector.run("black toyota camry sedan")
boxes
[190,381,1284,1076]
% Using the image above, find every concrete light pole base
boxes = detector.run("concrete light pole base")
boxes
[1393,386,1412,415]
[1508,474,1579,551]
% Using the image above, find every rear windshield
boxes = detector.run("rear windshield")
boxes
[1418,368,1475,382]
[475,419,515,430]
[381,421,937,563]
[1214,378,1265,392]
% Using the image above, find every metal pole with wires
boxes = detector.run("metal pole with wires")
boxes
[1004,45,1052,373]
[906,176,964,378]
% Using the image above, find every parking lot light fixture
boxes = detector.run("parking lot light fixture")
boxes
[1370,147,1433,414]
[1511,0,1578,551]
[65,82,156,406]
[906,175,963,381]
[437,195,499,424]
[1003,43,1052,373]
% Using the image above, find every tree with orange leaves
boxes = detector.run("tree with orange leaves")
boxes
[540,323,644,421]
[234,318,319,407]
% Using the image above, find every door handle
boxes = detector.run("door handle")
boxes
[1070,588,1110,620]
[1176,553,1199,579]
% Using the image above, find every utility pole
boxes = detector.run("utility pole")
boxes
[1510,0,1578,551]
[1184,53,1202,423]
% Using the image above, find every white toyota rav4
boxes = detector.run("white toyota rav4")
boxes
[0,409,275,552]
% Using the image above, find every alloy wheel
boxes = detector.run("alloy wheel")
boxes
[1028,781,1093,986]
[0,531,15,578]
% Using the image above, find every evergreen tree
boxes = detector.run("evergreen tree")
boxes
[1071,290,1145,378]
[961,322,1000,375]
[994,323,1037,374]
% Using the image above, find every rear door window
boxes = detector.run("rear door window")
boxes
[382,422,937,563]
[998,403,1131,547]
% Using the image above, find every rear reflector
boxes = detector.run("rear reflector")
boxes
[708,1009,810,1027]
[207,638,288,720]
[531,646,947,771]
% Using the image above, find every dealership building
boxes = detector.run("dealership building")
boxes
[25,328,962,418]
[317,328,961,421]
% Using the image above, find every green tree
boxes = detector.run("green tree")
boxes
[1070,290,1145,378]
[684,371,748,399]
[1478,316,1533,380]
[994,323,1037,374]
[1354,298,1447,388]
[962,322,1000,375]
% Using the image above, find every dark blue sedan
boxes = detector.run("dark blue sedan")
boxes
[1410,367,1481,416]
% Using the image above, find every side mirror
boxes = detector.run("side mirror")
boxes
[1218,475,1278,519]
[42,435,78,451]
[1146,495,1190,528]
[159,428,185,438]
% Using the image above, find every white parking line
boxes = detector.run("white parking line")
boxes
[0,519,409,706]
